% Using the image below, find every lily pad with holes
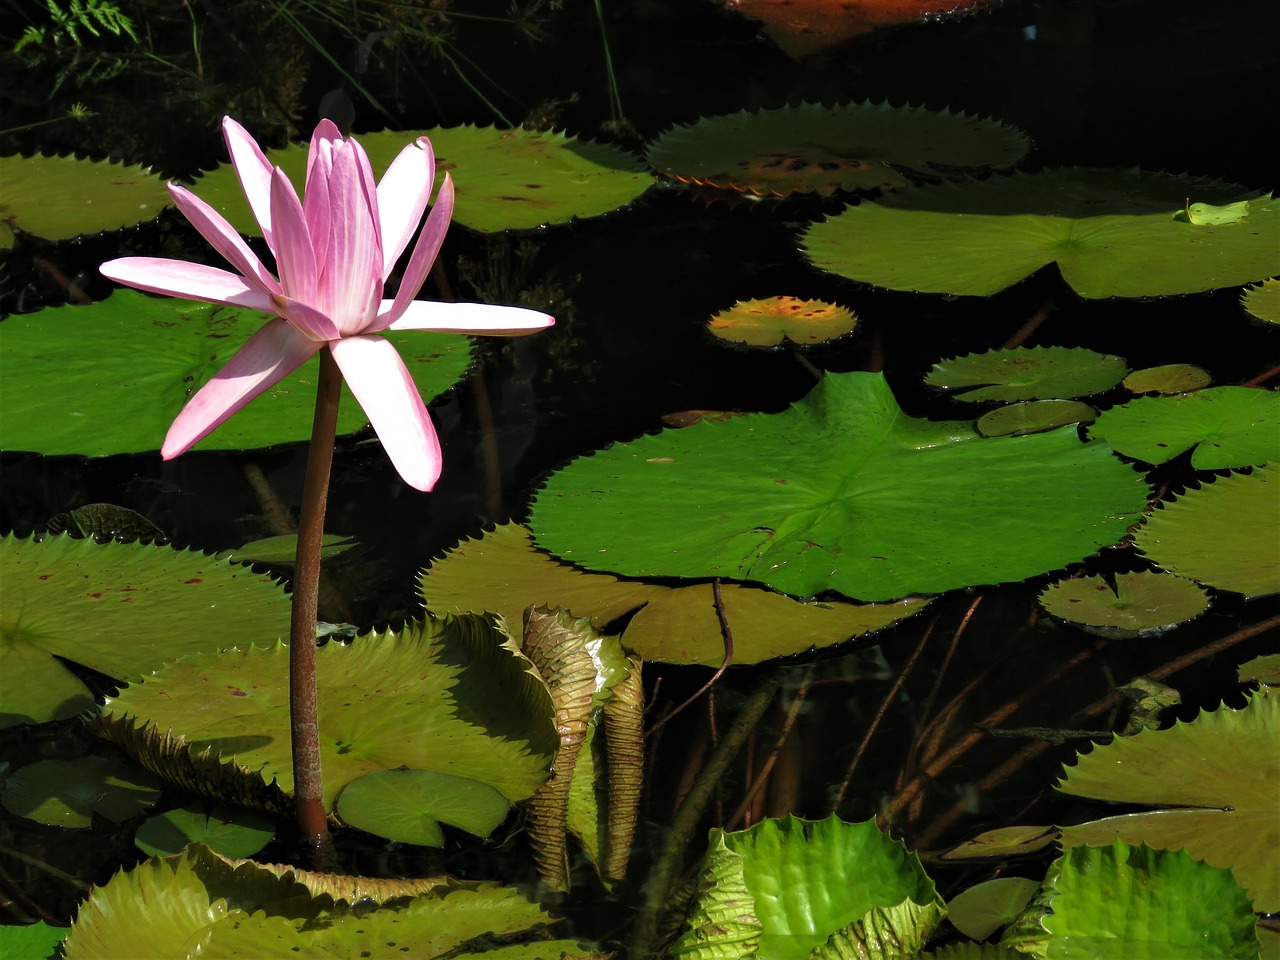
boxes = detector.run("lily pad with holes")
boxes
[1,755,162,828]
[925,347,1128,402]
[1037,571,1209,637]
[1057,693,1278,912]
[1090,386,1279,469]
[802,169,1280,298]
[134,803,275,858]
[0,154,171,249]
[0,534,289,729]
[1135,467,1279,597]
[0,291,472,457]
[336,770,511,847]
[191,125,652,235]
[528,371,1147,603]
[645,101,1028,197]
[421,523,931,665]
[977,400,1097,438]
[1242,278,1280,325]
[1122,364,1213,395]
[707,296,858,346]
[95,615,556,818]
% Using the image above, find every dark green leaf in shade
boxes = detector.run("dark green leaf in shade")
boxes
[1037,571,1209,637]
[939,825,1061,862]
[44,503,165,543]
[0,153,170,248]
[1134,467,1279,597]
[421,523,930,665]
[925,347,1127,402]
[134,803,275,858]
[1242,278,1280,325]
[707,296,858,347]
[0,921,67,960]
[801,169,1279,298]
[977,401,1097,438]
[191,126,652,235]
[1089,386,1279,469]
[0,535,290,729]
[1,756,162,828]
[946,877,1040,941]
[645,102,1029,197]
[336,770,511,847]
[229,533,359,564]
[1000,842,1259,959]
[1057,693,1279,912]
[1122,364,1213,395]
[529,371,1148,602]
[925,946,1024,959]
[0,291,472,457]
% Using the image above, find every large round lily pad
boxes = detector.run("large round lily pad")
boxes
[0,534,289,728]
[645,101,1028,197]
[802,169,1280,298]
[529,371,1148,602]
[0,291,472,457]
[191,125,652,234]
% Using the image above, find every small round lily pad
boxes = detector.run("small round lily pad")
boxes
[1,756,162,829]
[925,346,1128,402]
[1242,278,1280,325]
[135,803,275,858]
[1038,571,1209,637]
[708,296,858,346]
[336,770,511,847]
[977,400,1097,437]
[1123,364,1213,395]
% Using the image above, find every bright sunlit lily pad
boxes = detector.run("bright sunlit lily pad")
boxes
[191,125,652,234]
[802,169,1280,298]
[0,153,171,248]
[645,101,1028,197]
[336,770,511,847]
[707,296,858,346]
[529,371,1147,602]
[1,755,162,828]
[0,291,472,457]
[925,346,1128,402]
[1038,571,1209,636]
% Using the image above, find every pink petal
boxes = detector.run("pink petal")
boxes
[162,317,321,458]
[101,257,276,311]
[318,141,383,333]
[381,174,455,328]
[377,137,434,276]
[167,183,280,297]
[329,335,442,491]
[222,117,278,250]
[271,292,343,341]
[303,124,339,260]
[268,168,318,301]
[385,299,555,336]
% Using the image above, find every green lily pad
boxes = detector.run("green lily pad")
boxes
[61,845,595,959]
[1090,387,1280,469]
[1058,693,1279,912]
[44,503,166,543]
[0,921,66,960]
[947,877,1040,941]
[925,347,1128,402]
[1134,467,1279,597]
[0,153,171,248]
[645,101,1028,197]
[0,291,472,457]
[191,125,652,234]
[940,825,1061,862]
[134,803,275,858]
[1037,571,1209,637]
[1177,199,1250,225]
[1242,278,1280,325]
[529,371,1147,602]
[336,769,511,847]
[0,534,289,729]
[96,615,556,816]
[801,169,1280,298]
[1122,364,1213,395]
[1237,654,1280,686]
[1,755,162,828]
[422,523,930,665]
[1001,842,1259,959]
[673,815,945,959]
[977,400,1097,438]
[229,534,359,565]
[708,296,858,346]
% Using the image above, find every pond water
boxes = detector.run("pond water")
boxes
[1,0,1277,950]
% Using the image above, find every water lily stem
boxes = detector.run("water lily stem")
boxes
[290,346,341,858]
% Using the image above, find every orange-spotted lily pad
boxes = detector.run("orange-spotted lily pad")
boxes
[708,296,858,346]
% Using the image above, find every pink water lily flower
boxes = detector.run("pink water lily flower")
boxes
[101,116,553,491]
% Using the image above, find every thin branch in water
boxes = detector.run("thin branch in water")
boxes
[728,661,817,830]
[646,579,734,737]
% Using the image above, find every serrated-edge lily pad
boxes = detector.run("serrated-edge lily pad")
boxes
[1090,386,1280,469]
[191,125,652,235]
[0,291,472,457]
[336,769,511,847]
[977,400,1097,438]
[802,169,1280,299]
[0,921,66,960]
[1122,364,1214,395]
[925,346,1128,402]
[707,296,858,346]
[0,755,162,828]
[1037,571,1209,637]
[1058,693,1279,911]
[529,371,1148,602]
[646,101,1029,197]
[1242,278,1280,325]
[0,534,289,729]
[134,802,275,859]
[421,523,930,665]
[1134,467,1279,597]
[0,153,171,247]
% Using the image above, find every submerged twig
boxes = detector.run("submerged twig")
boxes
[728,661,816,829]
[646,580,734,737]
